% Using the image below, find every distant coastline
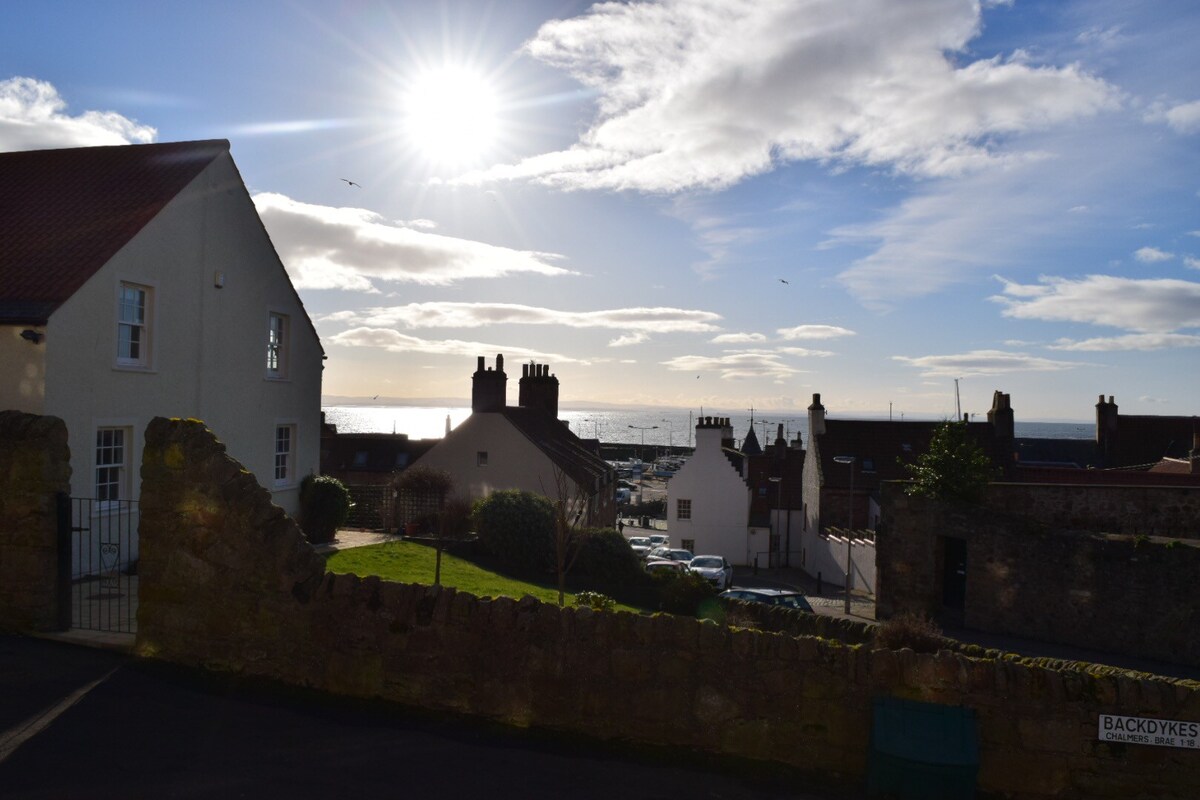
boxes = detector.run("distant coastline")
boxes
[323,403,1094,446]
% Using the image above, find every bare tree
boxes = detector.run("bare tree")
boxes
[544,468,591,607]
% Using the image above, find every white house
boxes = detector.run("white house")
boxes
[665,416,753,564]
[0,139,323,526]
[412,355,616,526]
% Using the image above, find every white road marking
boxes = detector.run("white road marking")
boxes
[0,666,120,764]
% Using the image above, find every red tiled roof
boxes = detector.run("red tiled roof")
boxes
[0,140,228,323]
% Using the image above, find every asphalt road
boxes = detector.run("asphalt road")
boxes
[0,635,859,800]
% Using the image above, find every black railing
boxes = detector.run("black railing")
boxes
[62,496,139,633]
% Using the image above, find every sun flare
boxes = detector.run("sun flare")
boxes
[402,65,499,167]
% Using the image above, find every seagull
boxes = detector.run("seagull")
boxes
[340,178,362,188]
[778,278,789,284]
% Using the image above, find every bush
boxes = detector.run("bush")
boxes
[873,612,948,654]
[299,474,352,544]
[571,527,645,583]
[657,570,718,616]
[472,490,555,573]
[573,591,616,612]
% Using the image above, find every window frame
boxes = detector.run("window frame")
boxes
[677,498,692,520]
[115,281,154,370]
[274,423,297,487]
[476,451,488,467]
[266,311,290,379]
[95,426,132,506]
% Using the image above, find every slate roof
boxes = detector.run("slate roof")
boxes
[501,407,614,492]
[1012,437,1101,469]
[0,139,228,323]
[1106,415,1198,468]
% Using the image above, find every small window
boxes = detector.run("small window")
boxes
[394,452,409,468]
[677,498,691,520]
[352,451,369,467]
[862,458,876,473]
[681,538,695,552]
[95,427,130,502]
[116,283,151,367]
[274,425,296,485]
[266,313,289,378]
[477,451,488,467]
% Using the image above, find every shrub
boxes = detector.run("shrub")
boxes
[873,612,948,654]
[904,420,998,505]
[658,570,717,616]
[472,490,556,573]
[571,527,645,583]
[573,591,616,612]
[299,474,352,544]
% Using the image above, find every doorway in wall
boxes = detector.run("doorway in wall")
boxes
[940,536,967,613]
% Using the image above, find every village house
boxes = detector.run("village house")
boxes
[0,140,324,526]
[411,355,616,526]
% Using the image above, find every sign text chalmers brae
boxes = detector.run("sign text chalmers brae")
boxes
[1099,714,1200,749]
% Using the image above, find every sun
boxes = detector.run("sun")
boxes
[401,65,500,167]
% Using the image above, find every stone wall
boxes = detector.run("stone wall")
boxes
[878,485,1200,669]
[136,418,1200,799]
[0,410,70,632]
[983,482,1200,539]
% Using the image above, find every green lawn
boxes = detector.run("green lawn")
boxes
[324,540,642,612]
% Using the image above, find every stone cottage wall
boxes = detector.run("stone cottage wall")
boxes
[0,410,70,632]
[136,418,1200,799]
[983,482,1200,539]
[878,485,1200,668]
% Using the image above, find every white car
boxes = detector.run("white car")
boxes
[688,555,733,590]
[627,536,653,558]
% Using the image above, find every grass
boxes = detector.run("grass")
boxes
[324,540,642,613]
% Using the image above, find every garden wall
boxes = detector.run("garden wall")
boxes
[0,410,69,632]
[878,485,1200,669]
[134,418,1200,799]
[982,482,1200,539]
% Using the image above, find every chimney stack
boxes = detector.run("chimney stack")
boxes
[471,354,508,413]
[808,393,826,438]
[1096,394,1119,466]
[518,361,560,418]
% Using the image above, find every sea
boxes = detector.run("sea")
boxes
[322,404,1094,447]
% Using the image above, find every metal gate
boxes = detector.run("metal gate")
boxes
[58,494,139,633]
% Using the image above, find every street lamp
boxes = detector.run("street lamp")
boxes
[628,425,658,462]
[769,476,782,569]
[832,455,856,615]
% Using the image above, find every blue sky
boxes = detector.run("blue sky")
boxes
[3,0,1198,421]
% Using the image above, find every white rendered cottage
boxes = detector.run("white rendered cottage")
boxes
[666,416,753,564]
[0,139,323,524]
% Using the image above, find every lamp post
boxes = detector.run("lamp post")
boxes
[660,419,673,449]
[769,476,782,569]
[628,424,657,461]
[832,455,856,615]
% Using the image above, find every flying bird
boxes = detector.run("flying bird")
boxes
[778,278,789,285]
[340,178,362,188]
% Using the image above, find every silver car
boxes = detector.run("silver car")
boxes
[688,555,733,590]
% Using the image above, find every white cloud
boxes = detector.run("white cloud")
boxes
[710,332,767,344]
[252,193,573,291]
[609,332,650,347]
[777,346,834,357]
[1134,246,1174,263]
[777,324,855,340]
[459,0,1116,192]
[993,275,1200,333]
[1184,256,1200,270]
[336,302,721,334]
[893,349,1083,377]
[0,76,156,151]
[328,327,581,363]
[1049,333,1200,351]
[662,350,803,381]
[1147,99,1200,135]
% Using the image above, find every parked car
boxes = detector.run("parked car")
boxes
[647,534,670,549]
[644,559,687,577]
[627,536,652,558]
[648,547,693,564]
[617,479,638,490]
[688,555,733,590]
[719,588,814,612]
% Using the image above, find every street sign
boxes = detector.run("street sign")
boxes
[1099,714,1200,749]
